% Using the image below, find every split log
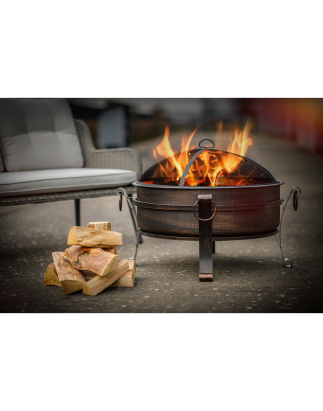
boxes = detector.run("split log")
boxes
[80,257,120,280]
[77,247,117,256]
[110,260,136,288]
[83,260,136,285]
[67,226,122,248]
[81,254,118,280]
[87,222,111,231]
[81,270,97,281]
[52,252,86,295]
[83,260,129,296]
[64,245,119,276]
[43,263,61,287]
[128,260,136,272]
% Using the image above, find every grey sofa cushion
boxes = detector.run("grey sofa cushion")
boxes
[0,168,136,197]
[0,99,84,172]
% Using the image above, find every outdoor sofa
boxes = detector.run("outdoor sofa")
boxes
[0,98,142,227]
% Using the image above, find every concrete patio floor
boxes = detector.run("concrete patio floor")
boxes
[0,131,322,313]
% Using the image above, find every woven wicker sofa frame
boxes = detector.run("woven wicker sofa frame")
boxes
[0,120,142,228]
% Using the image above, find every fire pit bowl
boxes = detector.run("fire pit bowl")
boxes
[133,141,283,239]
[117,138,300,281]
[133,181,283,240]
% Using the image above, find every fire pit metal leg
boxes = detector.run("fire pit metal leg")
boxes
[275,186,301,268]
[127,194,143,244]
[197,195,214,282]
[74,199,80,226]
[116,188,140,261]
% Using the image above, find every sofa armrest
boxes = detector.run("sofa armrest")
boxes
[75,119,142,178]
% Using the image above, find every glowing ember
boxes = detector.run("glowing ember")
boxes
[143,121,264,187]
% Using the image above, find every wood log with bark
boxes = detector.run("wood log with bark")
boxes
[52,252,86,295]
[87,222,111,231]
[64,245,119,276]
[43,263,61,287]
[67,226,122,248]
[83,260,129,296]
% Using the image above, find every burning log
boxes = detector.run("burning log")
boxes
[43,263,60,287]
[87,222,111,231]
[52,252,86,295]
[83,260,129,296]
[64,245,119,276]
[67,226,122,248]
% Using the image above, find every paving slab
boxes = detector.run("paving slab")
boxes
[0,132,322,313]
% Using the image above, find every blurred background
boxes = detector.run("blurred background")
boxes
[68,98,323,153]
[67,98,323,178]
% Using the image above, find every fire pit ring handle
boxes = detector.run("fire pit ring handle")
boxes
[193,200,217,221]
[199,139,215,149]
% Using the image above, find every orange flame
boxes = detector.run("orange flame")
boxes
[150,121,254,186]
[153,125,198,181]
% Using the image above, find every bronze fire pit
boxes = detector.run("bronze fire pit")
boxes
[117,139,301,281]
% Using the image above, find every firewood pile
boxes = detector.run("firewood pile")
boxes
[43,222,136,296]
